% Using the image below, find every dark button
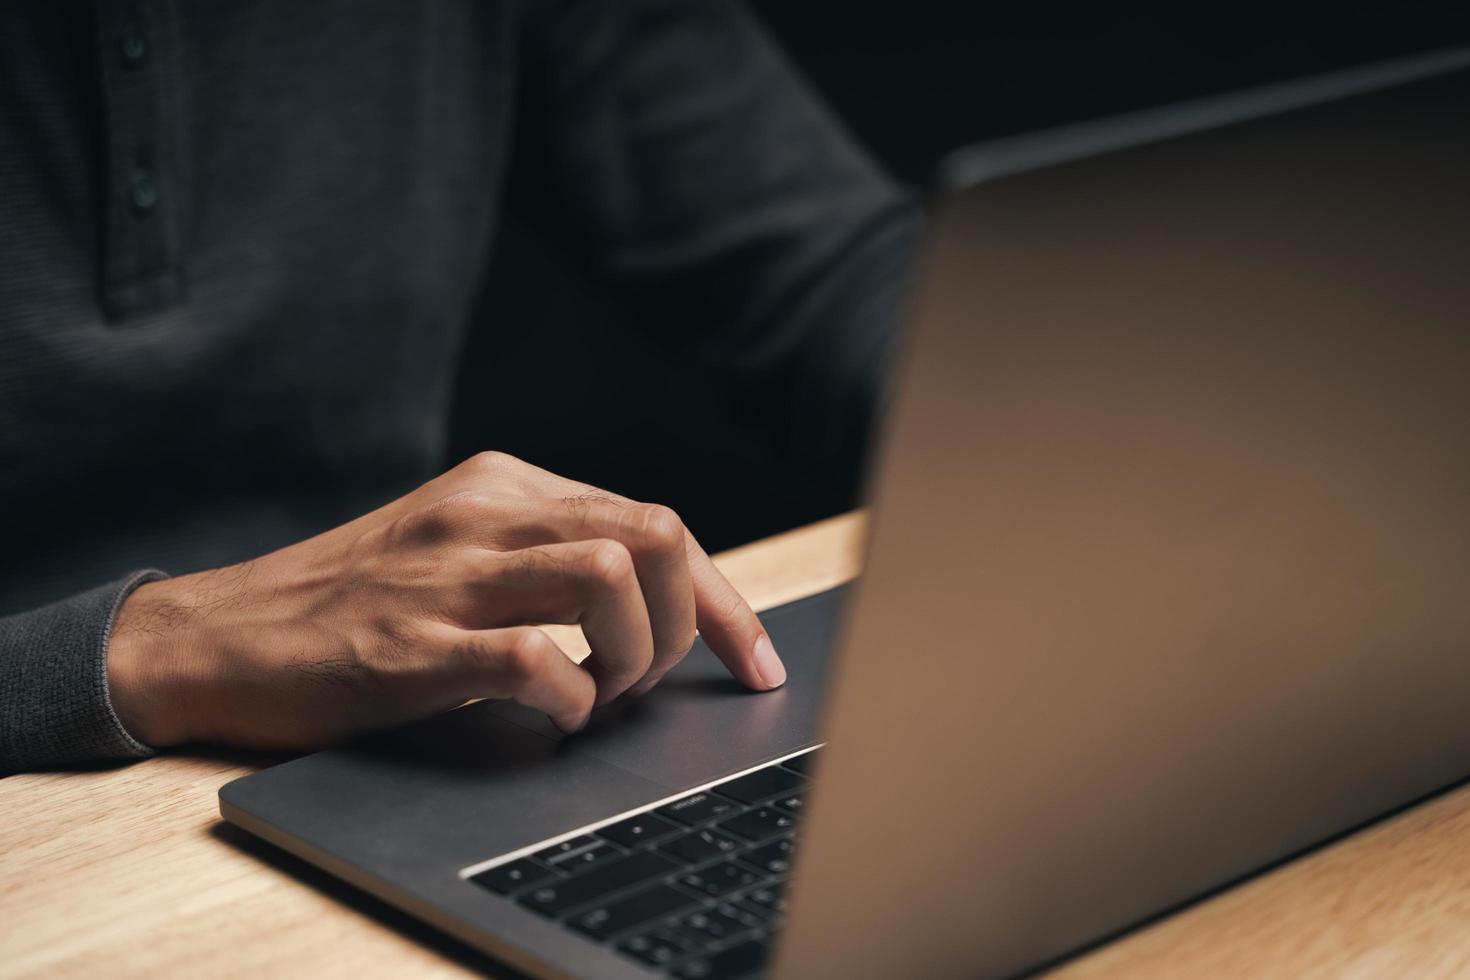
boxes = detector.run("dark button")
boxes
[532,834,598,863]
[546,840,620,872]
[468,858,554,896]
[733,880,788,918]
[675,903,763,944]
[120,23,147,65]
[129,169,158,214]
[596,812,681,848]
[716,806,795,842]
[659,828,741,865]
[715,765,806,805]
[736,837,795,876]
[568,883,701,941]
[517,851,678,918]
[773,791,804,815]
[673,937,772,980]
[656,791,739,826]
[676,858,762,897]
[617,926,696,968]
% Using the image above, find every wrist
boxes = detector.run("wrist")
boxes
[107,578,200,748]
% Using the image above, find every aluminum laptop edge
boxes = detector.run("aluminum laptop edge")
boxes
[221,45,1470,980]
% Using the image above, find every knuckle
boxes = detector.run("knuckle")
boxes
[630,503,685,553]
[460,450,527,480]
[499,628,552,682]
[395,492,493,545]
[438,491,495,522]
[464,450,508,473]
[581,539,636,588]
[653,623,698,664]
[618,643,655,682]
[392,507,452,547]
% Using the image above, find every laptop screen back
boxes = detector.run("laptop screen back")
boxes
[778,52,1470,979]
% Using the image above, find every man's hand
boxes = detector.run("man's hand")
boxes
[106,452,786,750]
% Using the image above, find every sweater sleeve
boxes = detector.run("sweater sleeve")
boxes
[0,569,166,774]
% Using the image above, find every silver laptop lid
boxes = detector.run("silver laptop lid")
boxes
[778,47,1470,979]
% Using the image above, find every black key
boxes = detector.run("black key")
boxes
[772,792,804,815]
[518,851,678,917]
[673,937,772,980]
[547,840,620,871]
[735,838,794,876]
[469,858,554,895]
[677,903,765,944]
[781,748,820,775]
[657,791,739,826]
[660,828,741,865]
[597,812,681,848]
[677,858,762,897]
[716,766,805,805]
[717,806,796,842]
[734,881,787,919]
[533,835,599,863]
[568,883,701,941]
[617,927,695,968]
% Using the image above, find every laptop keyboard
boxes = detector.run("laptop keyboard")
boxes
[466,747,821,979]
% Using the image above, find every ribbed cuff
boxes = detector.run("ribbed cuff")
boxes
[0,569,169,774]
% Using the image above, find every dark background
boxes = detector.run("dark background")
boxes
[449,3,1470,552]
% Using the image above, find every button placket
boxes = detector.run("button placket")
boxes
[93,0,183,320]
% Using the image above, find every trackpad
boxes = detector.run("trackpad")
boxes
[217,587,847,878]
[489,585,846,791]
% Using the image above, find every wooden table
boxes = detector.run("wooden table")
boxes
[5,511,1470,978]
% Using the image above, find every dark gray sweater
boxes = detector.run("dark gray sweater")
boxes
[0,1,918,772]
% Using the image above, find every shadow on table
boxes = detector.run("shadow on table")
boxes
[209,821,531,979]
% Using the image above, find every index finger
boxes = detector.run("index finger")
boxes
[491,461,786,694]
[677,531,786,693]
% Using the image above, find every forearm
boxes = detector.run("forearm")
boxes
[0,569,165,774]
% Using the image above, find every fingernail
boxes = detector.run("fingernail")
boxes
[752,634,786,689]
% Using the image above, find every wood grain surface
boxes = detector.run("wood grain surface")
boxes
[5,510,1470,978]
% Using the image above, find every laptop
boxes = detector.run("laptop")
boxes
[220,47,1470,979]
